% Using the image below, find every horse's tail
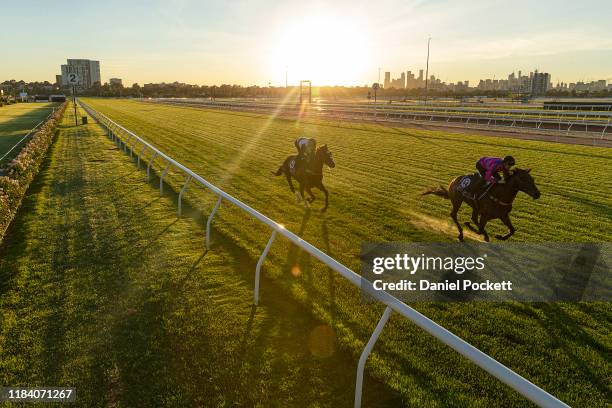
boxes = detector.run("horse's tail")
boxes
[272,165,284,176]
[422,185,450,199]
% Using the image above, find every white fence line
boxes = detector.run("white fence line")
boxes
[78,99,569,408]
[0,108,56,164]
[153,98,611,141]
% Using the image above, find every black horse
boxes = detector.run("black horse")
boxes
[273,144,335,211]
[422,168,541,241]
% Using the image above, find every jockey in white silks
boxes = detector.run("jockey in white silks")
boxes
[294,136,317,164]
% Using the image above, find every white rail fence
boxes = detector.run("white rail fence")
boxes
[78,99,569,408]
[0,107,57,164]
[153,98,611,141]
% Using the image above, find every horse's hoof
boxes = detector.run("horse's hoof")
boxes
[483,236,490,242]
[464,222,471,227]
[458,235,464,242]
[320,207,328,214]
[495,234,507,240]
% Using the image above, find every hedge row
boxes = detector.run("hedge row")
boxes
[0,102,67,242]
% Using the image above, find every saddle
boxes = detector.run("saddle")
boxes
[287,157,298,176]
[289,155,314,177]
[454,173,480,200]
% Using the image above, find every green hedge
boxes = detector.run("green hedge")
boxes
[0,102,67,242]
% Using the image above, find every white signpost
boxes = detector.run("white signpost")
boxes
[67,73,79,125]
[67,72,79,85]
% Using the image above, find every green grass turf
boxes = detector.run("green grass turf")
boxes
[0,103,57,162]
[1,99,610,407]
[77,98,611,407]
[0,106,399,407]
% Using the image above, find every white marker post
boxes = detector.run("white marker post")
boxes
[67,73,80,126]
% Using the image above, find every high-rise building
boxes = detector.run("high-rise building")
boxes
[418,70,424,81]
[531,71,550,96]
[406,71,417,89]
[59,59,101,88]
[384,72,391,89]
[109,78,123,86]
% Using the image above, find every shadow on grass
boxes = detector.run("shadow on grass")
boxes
[108,141,404,407]
[532,303,609,397]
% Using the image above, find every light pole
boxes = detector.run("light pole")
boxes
[424,36,431,104]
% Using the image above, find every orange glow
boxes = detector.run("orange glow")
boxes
[269,15,371,86]
[291,264,301,277]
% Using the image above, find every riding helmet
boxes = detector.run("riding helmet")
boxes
[503,155,516,166]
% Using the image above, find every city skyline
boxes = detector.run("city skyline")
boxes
[1,1,611,86]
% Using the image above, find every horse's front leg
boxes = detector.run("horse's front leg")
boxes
[319,183,329,212]
[464,203,480,232]
[471,206,479,225]
[306,187,315,203]
[450,198,464,241]
[477,214,491,242]
[495,214,515,240]
[299,182,310,208]
[286,173,301,203]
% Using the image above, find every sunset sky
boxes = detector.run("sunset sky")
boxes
[2,0,611,87]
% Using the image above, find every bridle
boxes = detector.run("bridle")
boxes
[305,149,333,176]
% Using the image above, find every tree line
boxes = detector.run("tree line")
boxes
[2,79,611,100]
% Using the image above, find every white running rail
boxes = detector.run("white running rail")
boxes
[0,108,56,164]
[78,99,569,408]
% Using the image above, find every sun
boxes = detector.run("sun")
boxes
[270,15,371,86]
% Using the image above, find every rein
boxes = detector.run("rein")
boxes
[488,195,512,206]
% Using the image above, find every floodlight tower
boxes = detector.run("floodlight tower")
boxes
[424,36,431,104]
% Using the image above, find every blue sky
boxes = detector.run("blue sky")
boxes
[1,0,611,86]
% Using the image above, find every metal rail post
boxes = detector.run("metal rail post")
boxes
[112,123,119,142]
[124,135,132,153]
[129,138,138,158]
[147,151,158,181]
[254,230,277,305]
[160,161,171,194]
[114,125,121,145]
[178,175,192,217]
[354,306,392,408]
[206,196,223,250]
[137,145,147,168]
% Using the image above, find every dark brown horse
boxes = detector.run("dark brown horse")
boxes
[273,144,335,212]
[422,169,541,241]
